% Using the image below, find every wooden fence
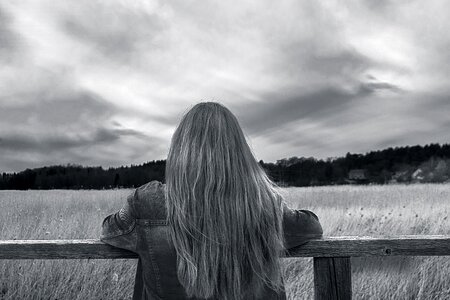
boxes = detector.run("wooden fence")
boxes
[1,235,449,300]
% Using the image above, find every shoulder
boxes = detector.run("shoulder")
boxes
[136,180,165,198]
[282,201,322,234]
[130,180,167,219]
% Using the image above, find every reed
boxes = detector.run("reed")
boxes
[0,184,448,299]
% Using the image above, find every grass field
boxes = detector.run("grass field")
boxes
[0,184,449,299]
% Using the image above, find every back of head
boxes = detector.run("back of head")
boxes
[165,102,285,300]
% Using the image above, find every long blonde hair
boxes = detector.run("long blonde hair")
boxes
[165,102,286,299]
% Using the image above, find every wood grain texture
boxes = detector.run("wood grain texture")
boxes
[314,257,351,300]
[0,235,449,259]
[287,235,450,257]
[0,239,137,259]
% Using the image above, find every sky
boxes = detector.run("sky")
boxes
[0,0,449,173]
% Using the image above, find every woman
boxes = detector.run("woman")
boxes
[101,102,323,300]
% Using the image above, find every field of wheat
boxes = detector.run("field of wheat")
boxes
[0,184,448,299]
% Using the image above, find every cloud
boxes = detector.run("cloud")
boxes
[1,0,450,171]
[0,7,14,52]
[0,127,149,152]
[0,90,112,125]
[0,123,164,172]
[0,86,164,172]
[237,74,406,137]
[237,86,364,136]
[362,82,402,93]
[0,5,26,64]
[60,1,166,64]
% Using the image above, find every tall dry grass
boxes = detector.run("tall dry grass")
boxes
[0,184,448,299]
[280,184,449,300]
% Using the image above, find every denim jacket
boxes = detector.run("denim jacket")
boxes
[101,181,323,300]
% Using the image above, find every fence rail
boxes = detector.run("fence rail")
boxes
[1,235,449,300]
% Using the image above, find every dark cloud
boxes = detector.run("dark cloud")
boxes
[0,91,114,126]
[0,87,162,172]
[0,126,149,152]
[237,84,373,135]
[0,124,162,172]
[361,81,403,93]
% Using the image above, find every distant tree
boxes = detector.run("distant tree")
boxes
[2,143,450,189]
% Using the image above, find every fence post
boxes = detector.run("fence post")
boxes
[313,257,351,300]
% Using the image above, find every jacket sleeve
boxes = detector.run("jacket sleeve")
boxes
[100,190,138,252]
[282,201,323,249]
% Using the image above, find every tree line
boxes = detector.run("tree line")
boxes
[262,143,450,186]
[1,143,449,190]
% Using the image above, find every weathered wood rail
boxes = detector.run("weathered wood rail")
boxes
[1,235,449,300]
